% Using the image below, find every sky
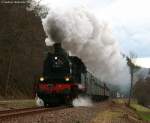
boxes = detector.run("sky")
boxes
[134,58,150,68]
[35,0,150,68]
[38,0,150,57]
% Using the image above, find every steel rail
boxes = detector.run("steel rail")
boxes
[0,106,67,120]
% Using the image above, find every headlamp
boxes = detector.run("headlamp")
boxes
[54,56,58,60]
[40,77,44,82]
[65,77,70,82]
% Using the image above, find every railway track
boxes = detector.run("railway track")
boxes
[0,106,67,120]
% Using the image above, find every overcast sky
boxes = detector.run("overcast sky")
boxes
[39,0,150,58]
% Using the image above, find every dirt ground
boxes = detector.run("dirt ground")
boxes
[0,100,148,123]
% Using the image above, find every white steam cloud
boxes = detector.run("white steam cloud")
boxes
[42,8,130,86]
[73,96,93,107]
[29,0,130,88]
[36,97,44,107]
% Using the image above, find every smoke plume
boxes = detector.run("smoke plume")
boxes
[73,96,93,107]
[36,97,44,107]
[43,8,130,86]
[28,1,130,88]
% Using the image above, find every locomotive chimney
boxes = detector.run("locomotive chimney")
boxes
[54,43,68,56]
[54,43,62,53]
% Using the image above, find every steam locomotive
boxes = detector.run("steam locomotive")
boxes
[35,43,109,106]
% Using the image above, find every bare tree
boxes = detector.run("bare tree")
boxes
[27,0,49,18]
[126,52,137,106]
[5,45,14,97]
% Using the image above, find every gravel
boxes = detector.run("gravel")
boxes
[0,101,110,123]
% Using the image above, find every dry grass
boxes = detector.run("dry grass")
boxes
[0,99,36,109]
[91,109,123,123]
[91,101,132,123]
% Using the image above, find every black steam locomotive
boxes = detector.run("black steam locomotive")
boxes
[35,43,109,106]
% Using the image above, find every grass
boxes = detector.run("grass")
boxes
[130,103,150,112]
[138,112,150,121]
[0,99,36,109]
[130,102,150,121]
[113,98,150,121]
[112,98,128,104]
